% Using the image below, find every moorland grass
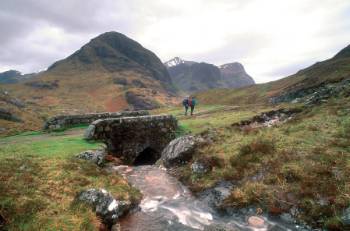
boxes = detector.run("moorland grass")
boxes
[0,130,141,230]
[173,97,350,230]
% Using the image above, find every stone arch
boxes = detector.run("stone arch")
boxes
[133,147,160,166]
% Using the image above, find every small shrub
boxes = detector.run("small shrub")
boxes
[281,163,303,182]
[241,125,258,135]
[206,155,225,168]
[239,138,275,156]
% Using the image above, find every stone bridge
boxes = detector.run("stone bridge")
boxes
[84,115,177,165]
[44,111,149,131]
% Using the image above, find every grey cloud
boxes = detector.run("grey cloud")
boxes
[0,0,349,82]
[0,0,136,73]
[189,33,270,66]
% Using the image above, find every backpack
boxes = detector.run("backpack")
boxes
[182,98,189,106]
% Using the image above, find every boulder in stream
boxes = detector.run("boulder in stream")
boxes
[76,188,131,227]
[161,135,197,168]
[199,181,234,210]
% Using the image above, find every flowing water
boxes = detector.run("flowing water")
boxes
[109,165,296,231]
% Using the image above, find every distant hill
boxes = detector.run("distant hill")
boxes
[164,57,255,93]
[0,70,38,84]
[0,31,178,135]
[48,31,174,93]
[197,44,350,105]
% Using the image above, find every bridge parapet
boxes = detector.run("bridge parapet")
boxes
[43,111,149,131]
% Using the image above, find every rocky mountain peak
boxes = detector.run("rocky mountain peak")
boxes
[219,62,245,73]
[164,57,188,68]
[164,57,196,68]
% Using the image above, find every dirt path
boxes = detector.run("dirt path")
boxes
[0,128,86,145]
[176,105,240,119]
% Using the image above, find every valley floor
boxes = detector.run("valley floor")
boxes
[0,98,349,230]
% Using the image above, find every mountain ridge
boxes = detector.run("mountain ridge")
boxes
[164,57,255,93]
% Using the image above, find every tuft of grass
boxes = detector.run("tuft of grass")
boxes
[239,138,275,156]
[337,117,350,139]
[176,123,191,137]
[230,138,275,169]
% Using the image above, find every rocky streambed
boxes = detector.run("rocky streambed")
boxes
[109,164,295,231]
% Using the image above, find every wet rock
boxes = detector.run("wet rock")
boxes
[280,213,294,224]
[161,135,197,168]
[204,223,237,231]
[199,181,234,210]
[247,216,265,228]
[76,149,106,166]
[191,160,211,174]
[341,207,350,226]
[76,188,131,227]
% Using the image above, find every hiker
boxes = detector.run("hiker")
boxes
[182,97,189,115]
[189,96,197,116]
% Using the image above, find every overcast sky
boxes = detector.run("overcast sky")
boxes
[1,0,349,83]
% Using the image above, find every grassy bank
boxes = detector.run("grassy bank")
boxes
[0,129,141,230]
[168,98,350,230]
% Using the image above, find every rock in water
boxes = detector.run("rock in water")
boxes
[342,206,350,227]
[161,135,197,167]
[76,149,106,166]
[199,181,234,210]
[76,188,131,227]
[247,216,265,228]
[204,223,237,231]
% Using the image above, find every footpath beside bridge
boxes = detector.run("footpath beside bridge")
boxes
[84,115,177,165]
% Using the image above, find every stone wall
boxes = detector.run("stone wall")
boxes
[84,115,177,165]
[43,111,149,131]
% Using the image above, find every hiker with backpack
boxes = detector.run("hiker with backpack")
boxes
[189,96,197,116]
[182,96,189,115]
[183,96,198,116]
